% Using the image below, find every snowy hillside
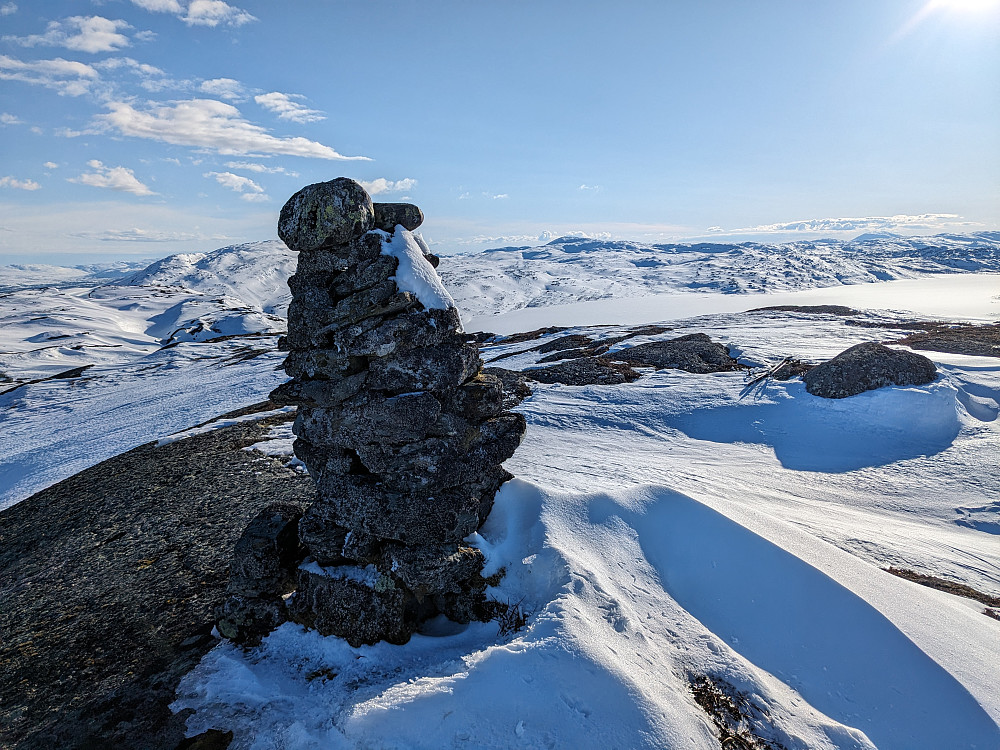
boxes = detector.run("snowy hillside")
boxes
[439,231,1000,318]
[2,235,999,748]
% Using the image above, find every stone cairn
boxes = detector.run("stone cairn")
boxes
[217,178,525,647]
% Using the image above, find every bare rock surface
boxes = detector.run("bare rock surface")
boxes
[802,342,937,398]
[613,333,743,373]
[0,406,312,750]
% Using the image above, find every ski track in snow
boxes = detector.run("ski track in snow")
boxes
[2,237,999,748]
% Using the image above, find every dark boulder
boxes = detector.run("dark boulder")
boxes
[373,202,424,232]
[802,342,937,399]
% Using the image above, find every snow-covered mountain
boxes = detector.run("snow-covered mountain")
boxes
[438,231,1000,318]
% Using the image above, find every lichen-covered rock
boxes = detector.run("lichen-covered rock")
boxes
[278,178,374,251]
[373,202,424,232]
[525,357,641,385]
[293,391,442,446]
[226,502,305,597]
[309,475,485,544]
[287,567,411,646]
[613,333,741,373]
[215,595,288,647]
[381,544,485,598]
[483,367,532,408]
[802,342,937,399]
[366,341,481,393]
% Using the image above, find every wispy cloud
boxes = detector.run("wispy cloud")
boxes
[716,213,975,236]
[43,161,58,169]
[95,56,164,78]
[254,92,325,123]
[96,98,369,160]
[225,161,298,176]
[70,160,156,196]
[485,192,508,200]
[128,0,256,27]
[0,55,99,96]
[200,77,245,101]
[70,227,224,242]
[4,16,133,54]
[0,176,40,190]
[0,112,22,125]
[578,184,600,192]
[359,178,417,196]
[0,3,17,16]
[205,170,268,201]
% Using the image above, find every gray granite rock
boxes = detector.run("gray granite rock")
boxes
[373,202,424,232]
[802,342,937,399]
[278,178,374,252]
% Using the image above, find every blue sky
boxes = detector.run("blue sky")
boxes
[1,0,998,265]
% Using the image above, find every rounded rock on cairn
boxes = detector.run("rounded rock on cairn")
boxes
[278,177,375,252]
[218,177,525,648]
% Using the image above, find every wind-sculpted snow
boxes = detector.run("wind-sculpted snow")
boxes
[439,231,1000,318]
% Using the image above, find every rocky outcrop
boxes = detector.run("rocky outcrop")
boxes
[219,178,525,648]
[802,342,937,398]
[614,333,742,373]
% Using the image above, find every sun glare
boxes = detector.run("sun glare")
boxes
[928,0,1000,12]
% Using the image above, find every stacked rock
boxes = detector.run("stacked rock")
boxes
[260,177,525,646]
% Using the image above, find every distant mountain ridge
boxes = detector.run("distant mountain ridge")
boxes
[438,231,1000,318]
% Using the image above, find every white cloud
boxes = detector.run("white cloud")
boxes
[225,161,298,176]
[254,92,325,123]
[71,228,219,242]
[128,0,255,26]
[201,77,245,101]
[0,176,40,190]
[359,178,417,196]
[205,170,268,202]
[728,213,972,235]
[578,184,600,192]
[69,160,156,196]
[5,16,132,54]
[0,55,99,96]
[0,3,17,16]
[1,112,22,125]
[95,56,164,78]
[43,161,59,169]
[97,98,369,160]
[184,0,256,27]
[130,0,184,12]
[488,193,509,200]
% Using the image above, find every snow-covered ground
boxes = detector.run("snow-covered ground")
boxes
[440,231,1000,319]
[3,236,999,748]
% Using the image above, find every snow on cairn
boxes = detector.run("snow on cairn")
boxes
[377,227,458,313]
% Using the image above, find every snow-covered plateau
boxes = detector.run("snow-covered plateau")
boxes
[2,233,999,749]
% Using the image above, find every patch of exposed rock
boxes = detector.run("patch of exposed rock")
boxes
[218,179,525,648]
[613,333,743,373]
[525,357,642,386]
[0,407,311,749]
[802,342,937,398]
